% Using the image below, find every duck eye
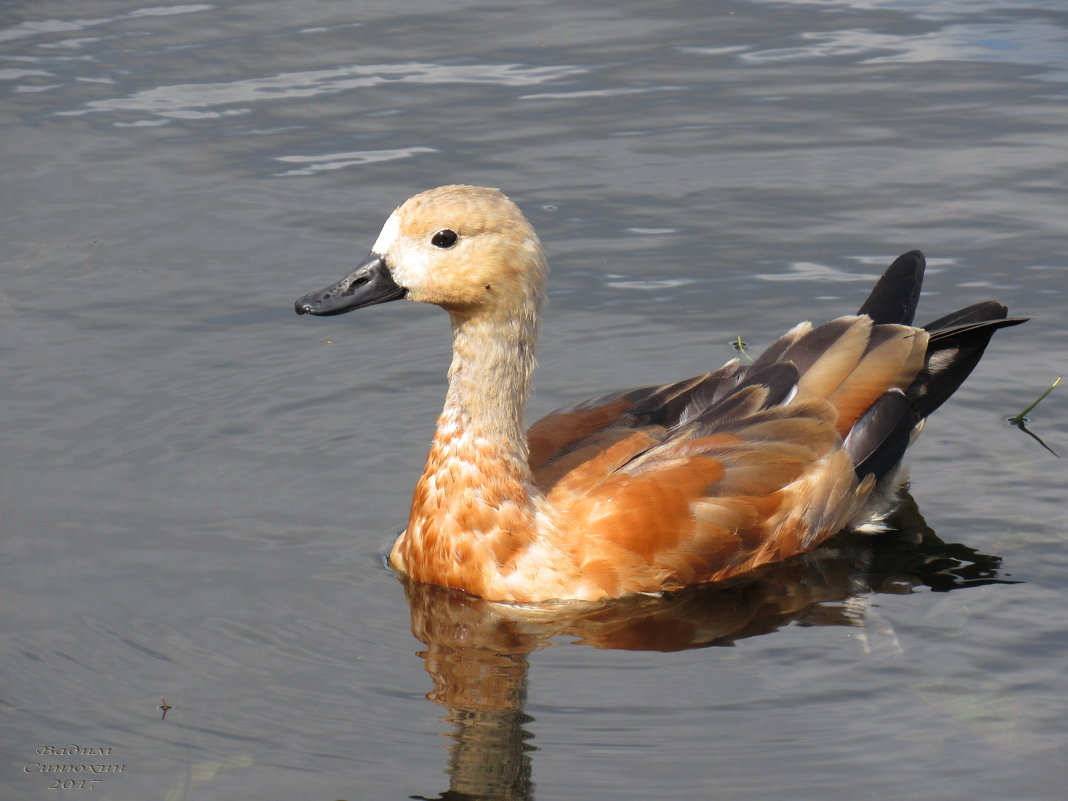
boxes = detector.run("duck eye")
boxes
[430,229,458,249]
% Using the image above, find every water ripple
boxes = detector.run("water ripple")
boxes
[0,4,214,43]
[273,146,438,177]
[754,0,1067,22]
[743,22,1068,71]
[755,255,959,285]
[57,62,585,123]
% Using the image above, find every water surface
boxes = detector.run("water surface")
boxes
[3,1,1066,799]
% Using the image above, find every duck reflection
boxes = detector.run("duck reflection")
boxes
[404,492,1013,801]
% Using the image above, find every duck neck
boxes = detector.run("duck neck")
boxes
[393,305,542,593]
[439,307,538,471]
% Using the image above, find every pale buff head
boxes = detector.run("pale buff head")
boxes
[371,185,547,316]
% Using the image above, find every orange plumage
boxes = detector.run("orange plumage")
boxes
[296,185,1024,603]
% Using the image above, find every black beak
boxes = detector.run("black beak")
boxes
[295,252,406,316]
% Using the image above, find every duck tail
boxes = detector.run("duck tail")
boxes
[845,253,1027,482]
[910,303,1028,420]
[856,250,926,325]
[855,249,1027,422]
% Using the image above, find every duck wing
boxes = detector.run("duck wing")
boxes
[526,252,1024,598]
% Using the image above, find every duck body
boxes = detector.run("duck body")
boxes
[296,185,1024,603]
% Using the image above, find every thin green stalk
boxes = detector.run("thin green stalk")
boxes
[1008,375,1061,425]
[733,334,753,362]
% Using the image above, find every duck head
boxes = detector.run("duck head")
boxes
[295,185,547,319]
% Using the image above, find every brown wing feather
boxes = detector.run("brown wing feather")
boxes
[825,324,928,435]
[527,398,632,477]
[515,301,1009,599]
[788,316,873,403]
[531,388,862,596]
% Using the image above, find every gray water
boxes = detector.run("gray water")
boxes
[3,1,1067,799]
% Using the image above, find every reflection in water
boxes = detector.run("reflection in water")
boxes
[402,493,1012,801]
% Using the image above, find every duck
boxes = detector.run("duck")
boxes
[295,185,1025,604]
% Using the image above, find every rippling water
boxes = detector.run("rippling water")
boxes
[3,1,1066,799]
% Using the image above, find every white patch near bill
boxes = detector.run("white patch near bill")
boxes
[372,212,401,254]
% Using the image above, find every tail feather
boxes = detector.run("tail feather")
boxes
[922,300,1009,332]
[845,253,1026,482]
[909,314,1028,421]
[857,250,926,325]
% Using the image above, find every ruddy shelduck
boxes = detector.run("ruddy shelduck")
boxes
[296,185,1024,603]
